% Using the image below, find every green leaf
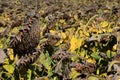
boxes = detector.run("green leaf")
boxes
[106,50,112,58]
[70,68,80,79]
[88,76,99,80]
[3,64,14,74]
[27,69,32,80]
[54,77,58,80]
[39,52,52,70]
[47,68,53,77]
[96,68,100,75]
[39,52,45,64]
[39,52,53,77]
[91,53,100,60]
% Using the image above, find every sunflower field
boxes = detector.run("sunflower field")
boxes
[0,0,120,80]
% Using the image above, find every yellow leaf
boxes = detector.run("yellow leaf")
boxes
[83,32,90,37]
[0,42,2,48]
[3,64,14,74]
[97,30,103,34]
[61,32,66,39]
[88,76,99,80]
[102,29,107,32]
[69,37,84,52]
[80,50,86,57]
[11,27,19,34]
[69,37,77,52]
[74,14,78,20]
[70,68,80,79]
[50,30,56,35]
[113,44,117,51]
[100,21,109,28]
[44,77,49,80]
[55,32,66,46]
[71,54,79,61]
[8,48,14,60]
[106,50,111,58]
[87,58,96,64]
[108,28,113,33]
[100,73,107,77]
[89,27,99,33]
[85,54,89,59]
[59,19,65,23]
[10,54,14,60]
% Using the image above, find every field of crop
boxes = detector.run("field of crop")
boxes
[0,0,120,80]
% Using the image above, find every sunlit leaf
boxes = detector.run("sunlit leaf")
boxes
[53,77,58,80]
[70,68,80,79]
[80,50,86,57]
[87,58,96,64]
[39,52,52,77]
[50,30,57,35]
[88,76,99,80]
[3,64,14,74]
[112,44,117,51]
[0,40,3,48]
[96,68,100,75]
[8,48,14,60]
[108,28,113,33]
[39,52,52,70]
[47,68,53,77]
[69,37,78,52]
[102,29,107,32]
[4,58,9,64]
[83,31,90,37]
[100,21,109,28]
[100,73,107,77]
[69,36,84,52]
[27,69,32,80]
[106,50,112,58]
[0,0,119,79]
[55,32,67,46]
